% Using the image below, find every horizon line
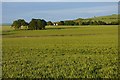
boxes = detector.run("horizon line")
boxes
[1,14,118,24]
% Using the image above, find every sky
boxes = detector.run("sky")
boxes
[2,2,118,23]
[1,0,119,2]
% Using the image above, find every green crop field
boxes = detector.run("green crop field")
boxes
[2,25,118,78]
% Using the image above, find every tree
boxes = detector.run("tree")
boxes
[37,19,43,30]
[28,19,37,30]
[110,21,119,25]
[11,20,20,29]
[80,21,89,25]
[74,22,79,25]
[41,19,47,29]
[47,21,53,26]
[58,21,64,25]
[28,19,47,30]
[21,20,28,26]
[80,20,107,25]
[92,21,98,25]
[97,21,106,25]
[11,19,28,30]
[64,21,75,25]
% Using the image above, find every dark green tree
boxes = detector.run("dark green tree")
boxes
[47,21,53,26]
[74,22,79,25]
[92,21,98,25]
[11,19,28,30]
[11,20,20,29]
[41,19,47,29]
[28,19,47,30]
[20,19,28,26]
[58,21,64,25]
[64,21,75,25]
[28,19,37,30]
[110,21,119,25]
[97,21,106,25]
[37,19,43,30]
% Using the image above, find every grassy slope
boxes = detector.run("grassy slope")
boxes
[89,14,118,23]
[2,25,118,78]
[75,14,118,23]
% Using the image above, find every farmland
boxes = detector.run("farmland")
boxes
[69,14,118,24]
[2,25,118,78]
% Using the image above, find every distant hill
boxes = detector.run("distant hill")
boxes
[3,14,119,26]
[74,14,118,23]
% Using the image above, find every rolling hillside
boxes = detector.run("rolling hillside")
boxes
[74,14,118,23]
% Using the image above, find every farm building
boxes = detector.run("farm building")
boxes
[53,23,58,26]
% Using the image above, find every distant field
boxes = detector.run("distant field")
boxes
[2,25,118,78]
[89,14,118,23]
[75,14,118,23]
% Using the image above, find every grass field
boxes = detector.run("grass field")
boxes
[75,14,118,23]
[2,25,118,78]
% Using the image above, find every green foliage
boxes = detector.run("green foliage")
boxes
[28,19,37,30]
[41,19,47,29]
[28,19,47,30]
[73,14,118,25]
[78,14,118,23]
[2,25,118,78]
[47,21,53,26]
[11,14,118,30]
[109,21,119,25]
[11,19,47,30]
[11,20,20,29]
[97,21,106,25]
[80,20,107,25]
[57,21,64,25]
[11,19,28,30]
[64,21,76,26]
[37,19,43,30]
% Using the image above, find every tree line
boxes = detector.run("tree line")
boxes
[11,19,119,30]
[47,20,119,26]
[11,19,47,30]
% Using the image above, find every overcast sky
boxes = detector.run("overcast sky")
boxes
[2,2,118,23]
